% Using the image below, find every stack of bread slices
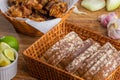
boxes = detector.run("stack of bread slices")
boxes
[42,31,120,80]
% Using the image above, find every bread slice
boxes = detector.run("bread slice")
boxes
[92,51,120,80]
[46,31,83,66]
[43,31,83,61]
[83,42,118,80]
[65,42,101,74]
[58,38,95,69]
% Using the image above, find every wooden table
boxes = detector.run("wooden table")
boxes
[0,1,120,79]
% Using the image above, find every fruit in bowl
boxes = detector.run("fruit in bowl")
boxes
[0,36,19,80]
[0,36,19,51]
[0,42,16,67]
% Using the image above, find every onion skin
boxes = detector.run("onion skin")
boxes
[107,0,120,11]
[81,0,105,11]
[73,6,87,15]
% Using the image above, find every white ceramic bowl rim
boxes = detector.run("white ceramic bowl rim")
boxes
[0,49,18,70]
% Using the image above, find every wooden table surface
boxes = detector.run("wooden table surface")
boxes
[0,1,120,80]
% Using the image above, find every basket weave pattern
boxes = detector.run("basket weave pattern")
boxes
[23,22,120,80]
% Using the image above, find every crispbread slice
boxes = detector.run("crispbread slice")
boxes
[46,31,83,66]
[65,42,101,74]
[43,31,83,61]
[82,42,118,80]
[58,38,95,69]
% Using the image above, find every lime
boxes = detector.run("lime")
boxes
[3,48,15,61]
[0,42,11,52]
[0,36,19,51]
[0,53,11,67]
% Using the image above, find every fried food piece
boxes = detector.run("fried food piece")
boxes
[49,1,68,17]
[34,4,43,10]
[38,0,49,6]
[8,0,26,6]
[25,0,42,9]
[7,6,23,17]
[45,1,56,11]
[37,9,48,15]
[20,6,32,17]
[29,13,46,21]
[8,0,16,6]
[8,5,32,18]
[37,0,58,7]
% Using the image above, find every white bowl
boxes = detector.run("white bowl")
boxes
[0,50,18,80]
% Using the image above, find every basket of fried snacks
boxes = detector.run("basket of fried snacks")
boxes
[0,0,77,36]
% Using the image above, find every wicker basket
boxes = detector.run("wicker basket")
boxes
[23,21,120,80]
[0,6,74,37]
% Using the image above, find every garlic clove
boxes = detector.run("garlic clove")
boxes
[107,19,120,39]
[98,12,118,27]
[98,14,108,27]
